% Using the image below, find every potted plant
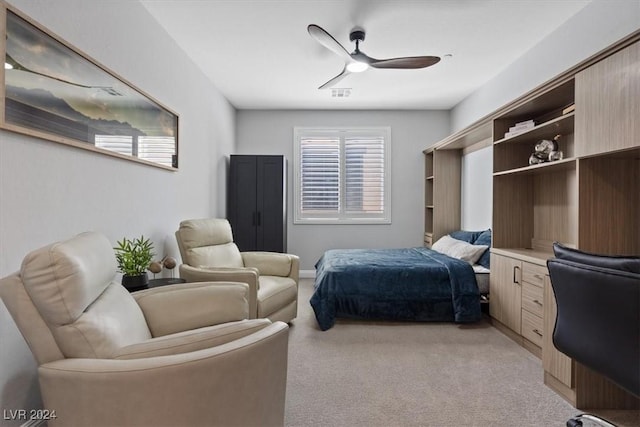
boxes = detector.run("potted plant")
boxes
[114,235,155,291]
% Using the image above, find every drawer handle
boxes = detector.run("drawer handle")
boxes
[534,274,543,280]
[533,299,543,306]
[533,329,543,337]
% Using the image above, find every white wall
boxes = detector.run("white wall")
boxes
[0,1,235,423]
[236,110,450,270]
[461,146,493,230]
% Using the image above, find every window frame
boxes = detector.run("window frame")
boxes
[293,126,392,225]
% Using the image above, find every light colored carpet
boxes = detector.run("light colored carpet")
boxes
[285,279,639,427]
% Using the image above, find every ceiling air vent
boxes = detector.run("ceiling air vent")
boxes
[331,88,351,98]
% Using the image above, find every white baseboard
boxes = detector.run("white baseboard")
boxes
[299,270,315,279]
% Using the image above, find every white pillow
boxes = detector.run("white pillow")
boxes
[431,235,488,264]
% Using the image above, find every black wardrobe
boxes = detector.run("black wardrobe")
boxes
[227,155,287,252]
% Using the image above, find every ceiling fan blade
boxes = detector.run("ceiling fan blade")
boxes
[308,24,352,62]
[318,67,350,90]
[369,56,441,69]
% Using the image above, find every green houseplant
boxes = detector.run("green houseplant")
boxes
[114,235,155,291]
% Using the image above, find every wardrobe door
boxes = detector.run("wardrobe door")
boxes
[229,155,258,251]
[575,41,639,157]
[256,156,286,252]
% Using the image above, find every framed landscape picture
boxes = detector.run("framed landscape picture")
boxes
[0,3,179,169]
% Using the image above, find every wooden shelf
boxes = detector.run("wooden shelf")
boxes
[494,113,575,173]
[423,149,460,244]
[494,113,574,146]
[493,157,576,177]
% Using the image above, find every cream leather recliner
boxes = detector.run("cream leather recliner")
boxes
[175,218,299,323]
[0,231,289,427]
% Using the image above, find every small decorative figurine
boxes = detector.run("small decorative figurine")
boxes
[529,134,562,165]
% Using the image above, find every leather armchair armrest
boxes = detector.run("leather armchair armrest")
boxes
[133,282,250,337]
[178,264,259,318]
[38,322,289,427]
[242,252,300,280]
[113,318,272,359]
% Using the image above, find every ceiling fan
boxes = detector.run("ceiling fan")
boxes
[307,24,441,90]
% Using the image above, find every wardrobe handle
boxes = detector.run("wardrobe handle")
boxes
[513,266,520,284]
[257,211,261,226]
[252,212,256,226]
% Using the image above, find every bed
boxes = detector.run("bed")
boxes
[310,230,492,331]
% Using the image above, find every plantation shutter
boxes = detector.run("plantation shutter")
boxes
[294,127,390,223]
[344,136,385,214]
[299,138,340,215]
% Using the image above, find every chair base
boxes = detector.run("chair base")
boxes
[567,413,617,427]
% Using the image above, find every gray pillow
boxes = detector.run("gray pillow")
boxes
[474,230,492,269]
[449,230,483,244]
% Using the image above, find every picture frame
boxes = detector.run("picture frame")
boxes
[0,3,179,170]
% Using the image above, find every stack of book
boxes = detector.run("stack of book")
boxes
[504,120,535,138]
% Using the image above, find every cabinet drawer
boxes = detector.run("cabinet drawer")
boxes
[424,234,432,247]
[522,282,544,317]
[522,309,543,348]
[522,262,547,288]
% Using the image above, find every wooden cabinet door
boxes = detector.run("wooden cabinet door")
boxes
[542,274,573,387]
[575,41,640,157]
[489,253,522,334]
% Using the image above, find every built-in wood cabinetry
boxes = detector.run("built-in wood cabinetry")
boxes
[489,250,547,358]
[542,274,572,388]
[426,33,639,410]
[575,41,640,157]
[488,253,522,334]
[423,148,461,247]
[490,39,639,409]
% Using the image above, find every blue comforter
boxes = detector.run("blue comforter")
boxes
[310,247,482,330]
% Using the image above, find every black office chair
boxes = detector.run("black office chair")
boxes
[547,243,640,427]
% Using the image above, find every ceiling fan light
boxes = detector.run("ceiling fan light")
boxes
[5,62,14,70]
[346,61,368,73]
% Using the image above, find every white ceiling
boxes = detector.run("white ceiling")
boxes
[140,0,591,110]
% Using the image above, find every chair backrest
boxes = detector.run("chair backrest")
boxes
[0,232,152,363]
[547,246,640,397]
[176,218,244,268]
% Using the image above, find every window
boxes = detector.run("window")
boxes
[294,127,391,224]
